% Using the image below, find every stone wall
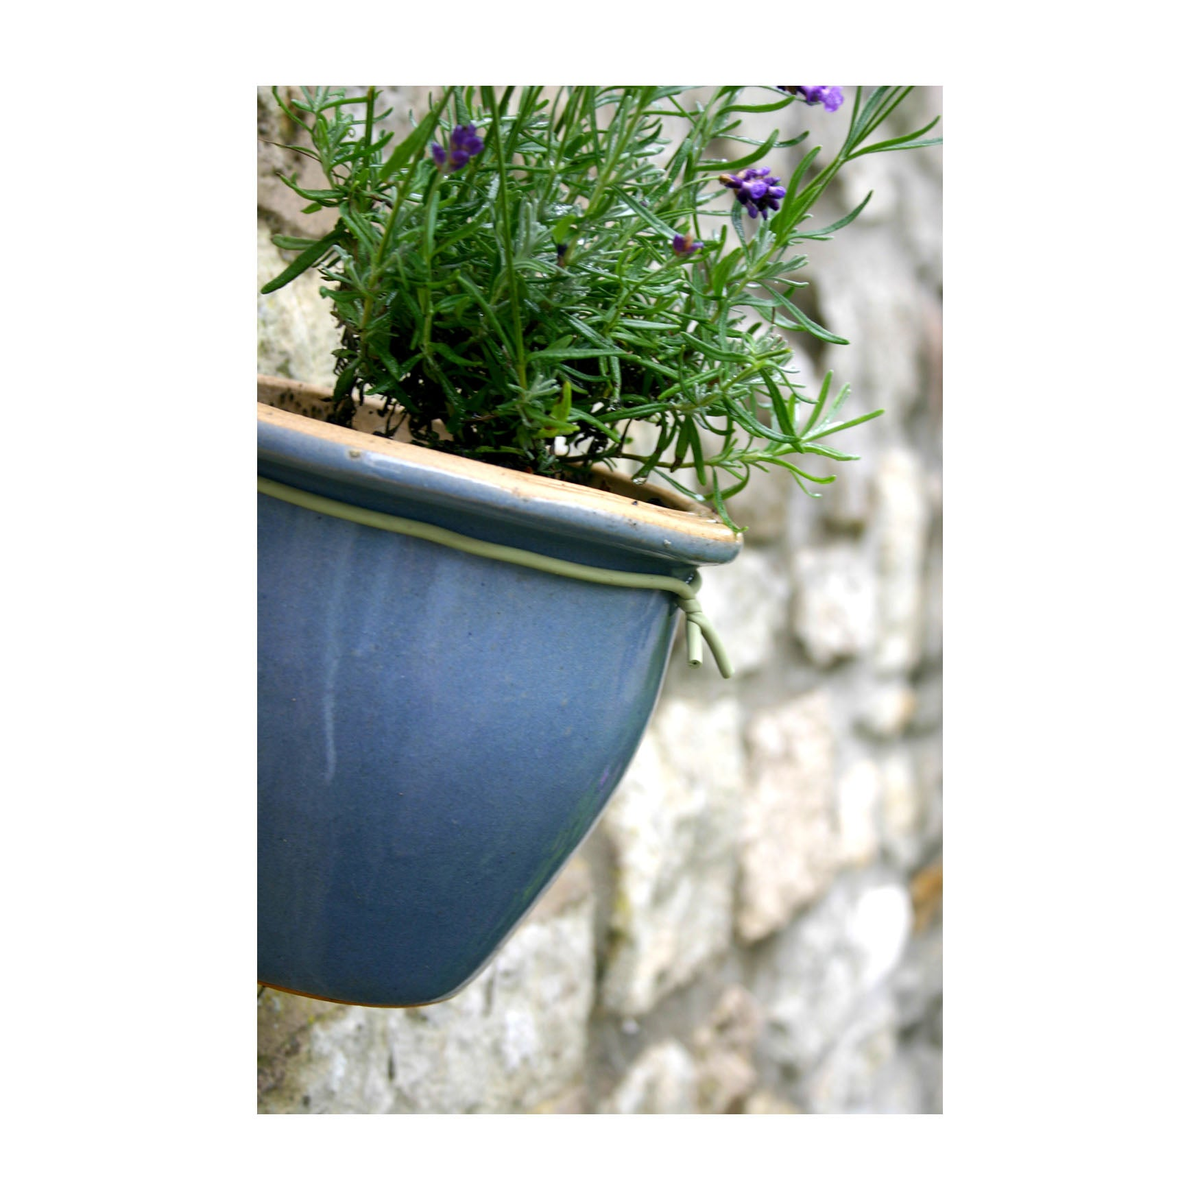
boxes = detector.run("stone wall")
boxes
[256,86,942,1114]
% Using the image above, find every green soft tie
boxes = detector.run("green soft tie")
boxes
[258,476,733,678]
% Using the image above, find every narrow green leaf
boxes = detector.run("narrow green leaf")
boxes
[810,408,885,438]
[851,136,943,158]
[553,378,572,422]
[762,373,796,438]
[775,460,836,485]
[728,96,793,114]
[801,371,835,436]
[774,145,823,229]
[800,443,858,462]
[260,229,341,294]
[793,191,874,241]
[614,188,678,239]
[699,129,778,172]
[333,365,356,401]
[270,234,319,251]
[678,416,704,483]
[424,181,440,261]
[773,312,850,345]
[759,283,848,345]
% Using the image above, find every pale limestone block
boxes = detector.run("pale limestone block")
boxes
[531,1086,587,1113]
[696,547,790,676]
[731,465,797,544]
[813,229,928,425]
[791,546,876,667]
[836,135,943,283]
[803,982,940,1113]
[792,871,939,1107]
[742,1089,801,1114]
[915,737,943,855]
[820,416,879,533]
[874,448,931,672]
[601,697,744,1016]
[692,985,763,1114]
[257,990,393,1114]
[795,990,900,1114]
[912,673,942,734]
[754,870,912,1077]
[836,759,883,868]
[737,691,838,941]
[256,221,340,390]
[891,924,943,1031]
[856,680,918,740]
[847,880,914,990]
[837,151,904,225]
[881,751,923,869]
[257,858,594,1114]
[923,529,943,665]
[603,1040,698,1114]
[872,1044,943,1114]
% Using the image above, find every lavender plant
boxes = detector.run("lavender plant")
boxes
[262,86,940,529]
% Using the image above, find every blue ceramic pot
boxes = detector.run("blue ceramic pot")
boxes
[258,397,739,1006]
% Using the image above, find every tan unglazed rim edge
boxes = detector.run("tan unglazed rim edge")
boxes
[257,376,741,549]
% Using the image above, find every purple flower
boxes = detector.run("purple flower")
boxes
[431,122,485,172]
[718,166,786,220]
[778,86,845,113]
[672,233,704,256]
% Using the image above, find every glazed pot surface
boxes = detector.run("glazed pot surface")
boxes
[258,402,739,1006]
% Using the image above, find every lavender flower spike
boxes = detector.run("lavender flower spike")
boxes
[778,86,845,113]
[718,166,786,220]
[432,123,485,172]
[672,233,704,256]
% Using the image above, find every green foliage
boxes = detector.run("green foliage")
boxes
[262,85,941,530]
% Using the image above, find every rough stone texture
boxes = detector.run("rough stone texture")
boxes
[603,1040,698,1114]
[255,86,942,1114]
[836,759,883,869]
[816,229,930,426]
[923,526,943,666]
[692,985,763,1114]
[796,990,902,1114]
[857,681,919,740]
[874,448,932,673]
[257,858,594,1113]
[742,1089,801,1114]
[880,750,925,870]
[737,692,839,942]
[911,673,942,735]
[892,923,943,1030]
[914,739,944,861]
[257,221,339,390]
[791,545,877,667]
[698,547,790,676]
[753,870,913,1089]
[257,87,337,241]
[600,697,743,1016]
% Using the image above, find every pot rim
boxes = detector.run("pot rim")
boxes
[258,375,742,566]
